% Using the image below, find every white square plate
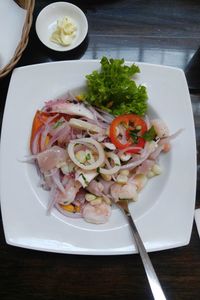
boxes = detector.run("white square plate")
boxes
[0,60,196,255]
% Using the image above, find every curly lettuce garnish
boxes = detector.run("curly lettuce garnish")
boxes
[84,57,148,116]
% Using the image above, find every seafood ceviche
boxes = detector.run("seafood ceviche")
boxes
[29,58,173,224]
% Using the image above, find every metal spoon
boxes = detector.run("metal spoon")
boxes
[116,199,167,300]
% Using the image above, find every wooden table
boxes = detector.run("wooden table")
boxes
[0,1,200,299]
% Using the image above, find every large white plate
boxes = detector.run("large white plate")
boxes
[0,60,196,255]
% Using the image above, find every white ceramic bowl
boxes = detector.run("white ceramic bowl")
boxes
[35,2,88,51]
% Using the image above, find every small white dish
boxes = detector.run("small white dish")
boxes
[35,2,88,51]
[0,60,196,255]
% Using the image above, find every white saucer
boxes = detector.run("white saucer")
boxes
[35,2,88,52]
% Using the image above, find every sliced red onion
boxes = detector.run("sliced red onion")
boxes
[40,124,51,152]
[95,107,114,122]
[47,122,71,148]
[149,145,164,160]
[80,116,107,129]
[120,142,155,170]
[86,130,107,142]
[69,118,103,133]
[51,170,66,195]
[87,105,108,123]
[44,99,66,108]
[136,159,155,175]
[159,129,183,145]
[118,146,142,155]
[43,101,94,120]
[98,178,114,194]
[47,185,57,215]
[100,152,121,175]
[42,113,59,126]
[31,125,44,154]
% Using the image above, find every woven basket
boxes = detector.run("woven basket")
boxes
[0,0,35,79]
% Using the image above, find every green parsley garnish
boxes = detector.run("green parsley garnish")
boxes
[80,173,89,185]
[84,57,148,116]
[142,126,157,141]
[52,120,64,129]
[85,153,91,161]
[129,128,140,144]
[129,126,156,143]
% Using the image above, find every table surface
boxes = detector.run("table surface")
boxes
[1,1,200,299]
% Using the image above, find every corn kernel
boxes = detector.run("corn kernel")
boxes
[85,193,96,202]
[147,171,155,178]
[120,170,129,176]
[101,173,112,181]
[116,174,128,184]
[76,150,86,163]
[90,197,102,206]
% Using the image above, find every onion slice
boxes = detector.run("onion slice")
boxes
[69,118,103,133]
[100,152,121,175]
[68,138,105,170]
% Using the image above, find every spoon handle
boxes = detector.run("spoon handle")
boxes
[127,213,167,300]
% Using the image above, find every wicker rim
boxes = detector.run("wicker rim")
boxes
[0,0,35,79]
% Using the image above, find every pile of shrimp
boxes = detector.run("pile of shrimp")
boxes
[29,95,172,224]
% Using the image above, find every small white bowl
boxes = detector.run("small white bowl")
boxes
[35,2,88,51]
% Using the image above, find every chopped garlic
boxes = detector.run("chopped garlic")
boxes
[50,16,77,46]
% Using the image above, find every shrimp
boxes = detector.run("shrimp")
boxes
[82,202,111,224]
[55,178,81,205]
[110,182,138,202]
[43,99,94,120]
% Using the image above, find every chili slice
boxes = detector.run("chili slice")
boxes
[109,114,147,154]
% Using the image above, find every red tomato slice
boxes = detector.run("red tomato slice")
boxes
[109,114,147,154]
